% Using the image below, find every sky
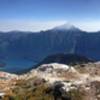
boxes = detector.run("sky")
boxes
[0,0,100,32]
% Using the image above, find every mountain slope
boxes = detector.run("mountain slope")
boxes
[76,32,100,60]
[0,24,100,65]
[0,25,82,63]
[35,54,94,68]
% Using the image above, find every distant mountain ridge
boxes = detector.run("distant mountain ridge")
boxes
[0,23,100,64]
[53,23,80,31]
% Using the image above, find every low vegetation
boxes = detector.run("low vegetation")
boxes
[3,78,85,100]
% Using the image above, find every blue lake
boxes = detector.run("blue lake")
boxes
[0,59,37,74]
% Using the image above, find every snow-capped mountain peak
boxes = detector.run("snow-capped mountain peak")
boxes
[53,23,80,31]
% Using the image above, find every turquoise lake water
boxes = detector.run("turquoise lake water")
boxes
[0,59,36,74]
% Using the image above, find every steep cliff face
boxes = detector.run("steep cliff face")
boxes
[75,32,100,60]
[0,24,100,63]
[0,27,82,62]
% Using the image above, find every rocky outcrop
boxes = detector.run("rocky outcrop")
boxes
[1,62,100,100]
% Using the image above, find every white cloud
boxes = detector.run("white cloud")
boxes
[73,20,100,32]
[0,20,100,32]
[0,20,66,32]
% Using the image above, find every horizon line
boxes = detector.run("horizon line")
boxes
[0,21,100,32]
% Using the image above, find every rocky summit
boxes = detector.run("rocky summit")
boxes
[0,62,100,100]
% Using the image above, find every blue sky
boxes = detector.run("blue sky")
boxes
[0,0,100,31]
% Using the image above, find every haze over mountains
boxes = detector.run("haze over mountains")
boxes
[0,23,100,65]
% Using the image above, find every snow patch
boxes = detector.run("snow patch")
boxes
[38,63,70,71]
